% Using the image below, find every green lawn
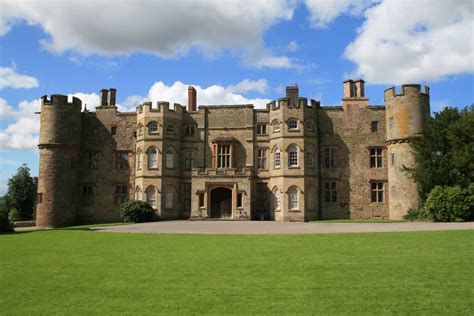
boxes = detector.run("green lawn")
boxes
[1,229,473,314]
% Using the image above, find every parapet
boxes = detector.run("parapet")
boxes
[41,94,82,110]
[384,84,430,100]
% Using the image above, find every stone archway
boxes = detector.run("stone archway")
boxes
[210,187,232,219]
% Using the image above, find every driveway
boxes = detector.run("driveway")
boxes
[91,220,474,235]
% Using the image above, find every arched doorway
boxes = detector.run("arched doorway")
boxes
[210,187,232,219]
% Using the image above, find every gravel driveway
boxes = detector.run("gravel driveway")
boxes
[91,220,474,235]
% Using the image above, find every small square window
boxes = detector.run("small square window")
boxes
[371,182,384,203]
[166,124,174,134]
[257,124,267,135]
[371,121,379,133]
[288,120,298,130]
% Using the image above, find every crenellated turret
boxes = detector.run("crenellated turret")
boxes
[384,84,430,219]
[36,94,82,228]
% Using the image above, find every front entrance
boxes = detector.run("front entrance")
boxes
[210,187,232,219]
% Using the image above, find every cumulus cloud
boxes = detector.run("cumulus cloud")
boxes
[147,80,271,109]
[0,79,271,150]
[0,0,295,68]
[304,0,373,28]
[0,67,39,89]
[344,0,474,84]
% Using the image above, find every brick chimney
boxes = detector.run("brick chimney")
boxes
[286,84,298,107]
[188,86,197,111]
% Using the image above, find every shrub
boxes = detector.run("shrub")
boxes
[424,184,474,222]
[404,208,428,221]
[120,200,155,223]
[0,208,13,233]
[8,208,19,222]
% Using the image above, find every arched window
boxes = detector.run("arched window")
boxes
[272,120,280,132]
[148,147,158,169]
[135,186,142,200]
[146,186,156,208]
[288,119,298,131]
[166,124,174,134]
[274,189,281,210]
[307,187,315,210]
[137,124,144,135]
[137,149,143,170]
[288,187,298,210]
[165,187,174,209]
[288,145,298,167]
[166,150,174,169]
[306,149,314,168]
[274,147,281,169]
[148,121,158,134]
[184,151,194,171]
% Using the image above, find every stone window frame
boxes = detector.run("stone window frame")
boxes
[257,148,267,170]
[212,143,235,169]
[324,181,338,203]
[146,185,157,209]
[305,120,315,132]
[148,121,159,134]
[147,147,159,169]
[165,148,175,169]
[273,146,281,169]
[273,187,281,211]
[166,123,175,135]
[370,147,384,168]
[256,123,267,135]
[371,120,379,133]
[115,151,129,170]
[136,148,143,170]
[114,184,129,205]
[287,118,299,131]
[288,186,299,210]
[370,181,385,203]
[306,146,314,169]
[272,120,281,133]
[287,144,299,168]
[323,147,337,168]
[184,125,196,137]
[183,150,195,171]
[82,184,94,206]
[87,151,99,169]
[165,190,174,209]
[135,186,143,200]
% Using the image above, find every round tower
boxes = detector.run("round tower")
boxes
[384,84,430,219]
[36,95,82,228]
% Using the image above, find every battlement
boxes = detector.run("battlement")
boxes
[384,84,430,100]
[41,94,82,109]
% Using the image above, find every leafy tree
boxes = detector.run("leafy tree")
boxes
[7,164,36,221]
[0,196,13,233]
[424,184,474,222]
[120,200,155,223]
[409,105,474,201]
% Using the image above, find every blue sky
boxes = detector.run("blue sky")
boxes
[0,0,473,194]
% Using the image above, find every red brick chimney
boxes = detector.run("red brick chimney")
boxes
[188,86,197,111]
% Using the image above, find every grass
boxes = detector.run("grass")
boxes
[1,230,473,314]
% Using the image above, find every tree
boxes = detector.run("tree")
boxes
[409,105,474,201]
[7,164,36,221]
[0,195,13,232]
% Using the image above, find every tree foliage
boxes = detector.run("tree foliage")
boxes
[0,196,13,233]
[410,105,474,201]
[6,164,36,221]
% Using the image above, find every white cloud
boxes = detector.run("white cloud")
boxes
[226,79,268,94]
[286,40,299,52]
[304,0,373,28]
[0,0,295,68]
[0,67,39,89]
[344,0,474,84]
[147,80,271,109]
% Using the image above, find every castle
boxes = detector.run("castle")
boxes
[35,80,430,228]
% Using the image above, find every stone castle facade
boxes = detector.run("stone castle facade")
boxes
[36,80,430,228]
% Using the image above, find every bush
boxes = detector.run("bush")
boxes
[404,208,428,221]
[120,200,155,223]
[0,208,13,233]
[424,184,474,222]
[8,208,19,222]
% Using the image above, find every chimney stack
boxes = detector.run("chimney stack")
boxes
[286,84,298,107]
[188,86,197,111]
[354,79,365,97]
[100,89,108,106]
[108,88,117,106]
